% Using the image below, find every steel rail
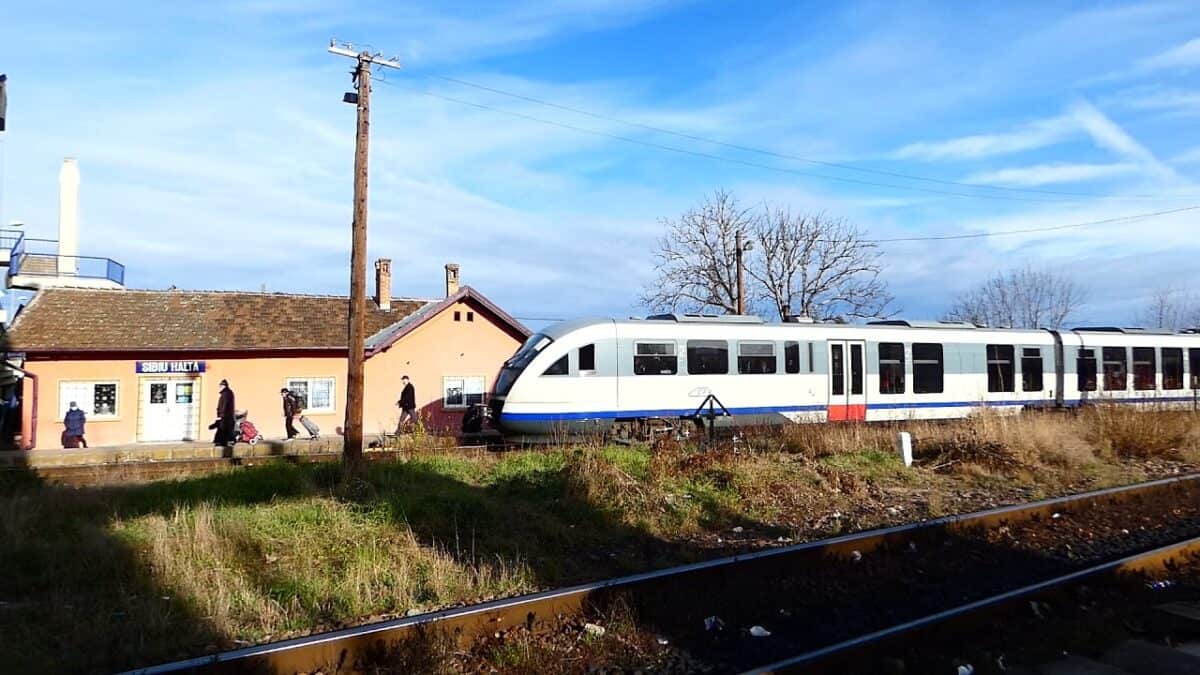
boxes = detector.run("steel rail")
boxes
[124,473,1200,675]
[746,533,1200,674]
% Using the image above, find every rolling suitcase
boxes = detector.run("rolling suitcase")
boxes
[299,415,320,439]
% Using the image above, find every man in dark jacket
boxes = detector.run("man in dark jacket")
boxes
[395,375,417,433]
[281,388,300,440]
[214,379,236,446]
[63,401,87,448]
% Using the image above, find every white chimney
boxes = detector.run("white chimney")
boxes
[58,158,79,276]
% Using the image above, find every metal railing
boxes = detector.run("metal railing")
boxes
[0,229,23,251]
[11,253,126,285]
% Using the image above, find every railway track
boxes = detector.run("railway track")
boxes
[128,473,1200,675]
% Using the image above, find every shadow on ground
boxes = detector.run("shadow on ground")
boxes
[0,450,774,674]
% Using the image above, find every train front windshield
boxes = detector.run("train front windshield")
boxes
[493,333,553,397]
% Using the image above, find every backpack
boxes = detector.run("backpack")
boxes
[287,393,303,415]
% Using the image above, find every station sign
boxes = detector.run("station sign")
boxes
[136,360,206,374]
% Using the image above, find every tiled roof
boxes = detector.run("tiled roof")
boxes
[6,288,430,352]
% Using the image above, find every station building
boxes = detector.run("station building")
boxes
[4,261,529,449]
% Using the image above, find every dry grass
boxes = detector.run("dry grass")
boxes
[2,407,1198,673]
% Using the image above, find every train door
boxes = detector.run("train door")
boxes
[827,340,866,421]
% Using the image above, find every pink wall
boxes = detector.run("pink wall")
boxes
[19,297,524,448]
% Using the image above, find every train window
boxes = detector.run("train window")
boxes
[1103,347,1127,391]
[542,354,568,376]
[879,342,905,395]
[1133,347,1156,390]
[634,342,677,375]
[1192,349,1200,389]
[687,340,729,375]
[738,342,776,374]
[1163,348,1184,390]
[850,344,863,395]
[784,341,801,374]
[986,344,1015,393]
[1077,349,1098,392]
[913,343,944,394]
[1022,347,1043,392]
[808,342,815,373]
[830,344,845,395]
[579,344,596,372]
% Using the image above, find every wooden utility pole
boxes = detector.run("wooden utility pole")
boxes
[735,230,746,315]
[328,41,401,467]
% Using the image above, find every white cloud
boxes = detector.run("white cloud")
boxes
[1172,146,1200,164]
[890,115,1076,161]
[1067,100,1179,182]
[1134,36,1200,73]
[964,162,1139,187]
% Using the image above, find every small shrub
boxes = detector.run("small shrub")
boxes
[1081,405,1198,458]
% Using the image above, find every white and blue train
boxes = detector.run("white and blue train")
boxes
[487,314,1200,441]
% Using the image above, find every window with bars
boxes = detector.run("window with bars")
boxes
[286,377,335,413]
[444,376,485,408]
[59,381,119,418]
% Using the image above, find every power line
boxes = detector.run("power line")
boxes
[373,79,1083,204]
[864,205,1200,243]
[422,73,1189,202]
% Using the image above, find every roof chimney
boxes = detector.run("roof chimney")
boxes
[58,158,80,276]
[375,258,392,310]
[445,263,460,298]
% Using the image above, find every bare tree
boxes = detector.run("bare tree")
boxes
[1135,286,1200,329]
[748,208,894,321]
[642,190,754,315]
[943,266,1086,329]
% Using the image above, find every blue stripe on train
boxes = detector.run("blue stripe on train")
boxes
[500,395,1197,423]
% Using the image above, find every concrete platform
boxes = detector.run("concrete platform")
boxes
[0,435,399,469]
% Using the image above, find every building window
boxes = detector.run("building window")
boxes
[1077,348,1098,392]
[737,342,776,374]
[687,340,729,375]
[443,376,485,409]
[879,342,905,394]
[1103,347,1127,391]
[1132,347,1156,391]
[634,342,677,375]
[454,311,461,321]
[542,354,568,376]
[579,344,596,372]
[467,311,475,322]
[286,377,335,413]
[913,343,944,394]
[784,341,801,374]
[986,344,1015,393]
[1163,348,1184,390]
[60,381,119,419]
[1022,347,1043,392]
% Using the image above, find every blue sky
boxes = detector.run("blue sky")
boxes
[1,0,1198,326]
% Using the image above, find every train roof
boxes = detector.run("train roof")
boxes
[536,314,1200,339]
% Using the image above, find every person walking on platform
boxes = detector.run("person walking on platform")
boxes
[281,388,300,440]
[213,379,236,446]
[395,376,417,434]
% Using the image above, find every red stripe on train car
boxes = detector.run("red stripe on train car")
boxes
[826,404,867,422]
